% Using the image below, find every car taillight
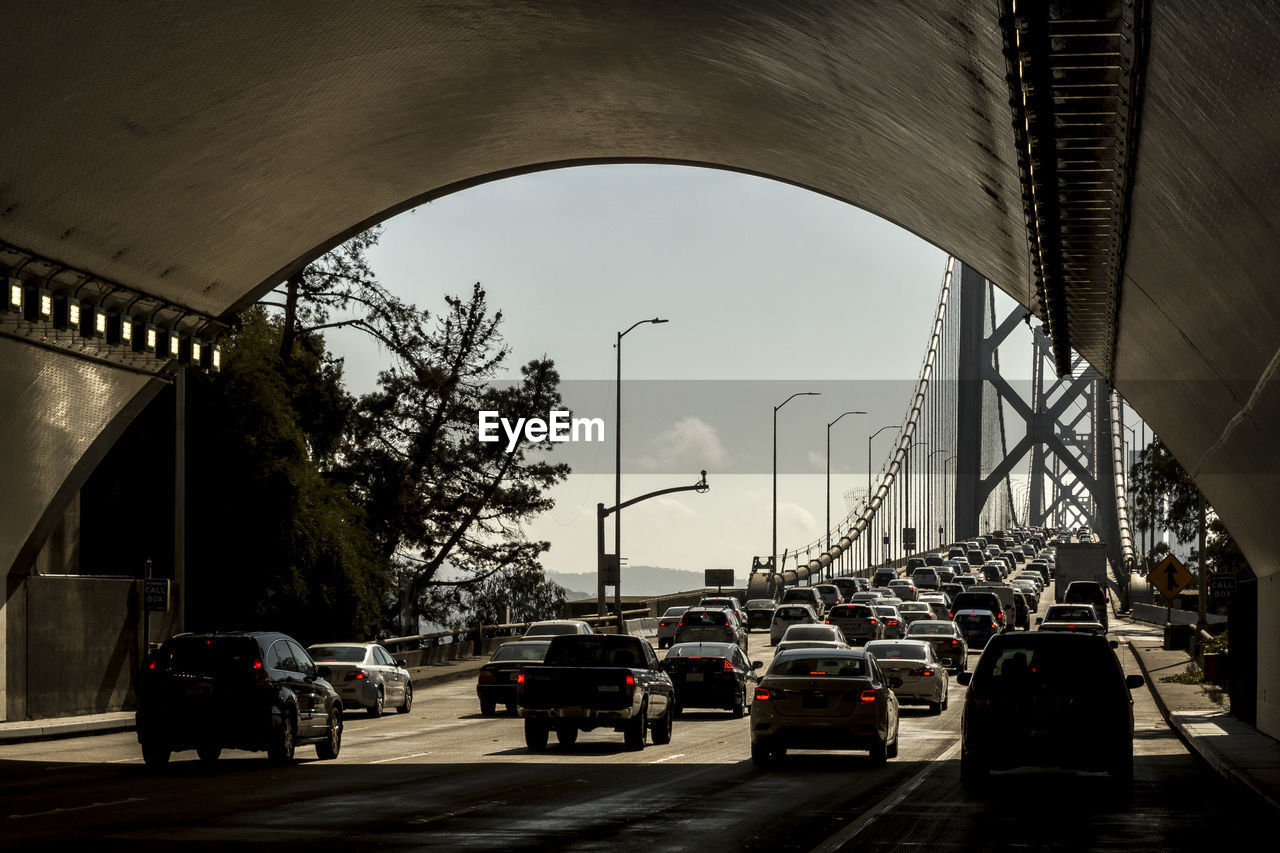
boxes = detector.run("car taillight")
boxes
[516,672,525,684]
[344,670,367,681]
[947,639,960,645]
[478,669,496,683]
[659,620,669,627]
[625,674,635,686]
[754,686,772,701]
[723,659,734,671]
[860,690,879,703]
[887,619,899,626]
[908,666,935,677]
[867,618,878,625]
[252,657,270,686]
[147,660,156,670]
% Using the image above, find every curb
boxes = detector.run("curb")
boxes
[0,718,135,746]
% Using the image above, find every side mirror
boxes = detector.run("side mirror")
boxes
[956,671,972,686]
[752,660,764,670]
[1109,640,1119,649]
[1035,617,1043,624]
[396,659,407,668]
[888,677,903,689]
[1125,674,1145,690]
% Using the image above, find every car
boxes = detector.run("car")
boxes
[779,587,826,618]
[980,563,1004,583]
[872,605,906,639]
[1012,579,1041,610]
[674,607,748,652]
[136,631,343,767]
[903,619,968,672]
[905,557,927,573]
[656,606,690,649]
[886,579,918,601]
[750,648,900,767]
[936,568,956,584]
[957,632,1145,787]
[1010,590,1031,630]
[853,576,871,591]
[864,639,950,713]
[831,577,860,600]
[1037,603,1107,636]
[872,567,898,588]
[307,642,414,717]
[475,639,551,715]
[911,567,940,590]
[896,601,935,624]
[661,641,761,717]
[523,620,595,638]
[849,590,884,605]
[775,624,849,654]
[1063,581,1109,630]
[918,596,952,621]
[924,553,945,566]
[950,590,1007,630]
[813,584,843,610]
[698,595,746,623]
[743,599,778,632]
[953,609,1001,650]
[770,603,820,645]
[940,582,965,602]
[826,603,885,646]
[954,574,978,588]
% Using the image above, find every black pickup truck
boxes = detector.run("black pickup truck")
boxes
[516,633,675,751]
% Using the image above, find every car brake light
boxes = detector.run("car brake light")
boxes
[868,618,878,625]
[860,690,878,702]
[478,669,496,683]
[344,670,367,681]
[517,672,525,684]
[908,666,935,677]
[252,657,270,686]
[755,686,772,701]
[723,659,734,671]
[625,674,635,686]
[147,660,156,670]
[887,619,899,626]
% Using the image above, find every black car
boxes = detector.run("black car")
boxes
[136,631,343,768]
[957,632,1144,788]
[476,639,551,715]
[661,641,761,717]
[1063,581,1109,630]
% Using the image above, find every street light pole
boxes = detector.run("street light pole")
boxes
[612,316,667,624]
[774,391,821,573]
[866,425,902,568]
[942,455,957,547]
[904,440,928,556]
[928,449,948,550]
[827,411,868,557]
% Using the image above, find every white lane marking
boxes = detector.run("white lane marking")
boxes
[808,742,960,853]
[371,751,435,764]
[646,753,686,764]
[10,796,148,820]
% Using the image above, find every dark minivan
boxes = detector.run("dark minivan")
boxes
[136,631,344,768]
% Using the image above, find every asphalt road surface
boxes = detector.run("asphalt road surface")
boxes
[0,621,1266,850]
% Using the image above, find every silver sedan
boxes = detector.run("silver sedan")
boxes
[864,639,949,714]
[307,642,413,717]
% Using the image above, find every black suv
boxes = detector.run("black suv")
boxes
[1063,581,1109,630]
[136,631,344,768]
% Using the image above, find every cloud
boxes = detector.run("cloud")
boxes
[632,416,731,472]
[807,450,826,471]
[778,502,819,533]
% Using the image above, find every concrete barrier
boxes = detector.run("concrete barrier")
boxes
[1132,602,1227,626]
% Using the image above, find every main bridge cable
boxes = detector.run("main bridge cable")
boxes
[787,257,955,584]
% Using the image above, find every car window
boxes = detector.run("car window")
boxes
[662,606,688,617]
[308,645,366,663]
[786,626,837,640]
[491,642,550,662]
[683,610,727,626]
[866,642,928,660]
[287,640,316,676]
[907,622,952,635]
[266,639,294,672]
[775,606,810,619]
[373,646,396,667]
[772,656,866,677]
[162,636,259,676]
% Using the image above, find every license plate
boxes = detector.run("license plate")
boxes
[597,685,620,692]
[185,684,212,696]
[686,673,703,682]
[801,692,828,709]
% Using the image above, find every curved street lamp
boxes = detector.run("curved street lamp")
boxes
[773,391,820,572]
[866,425,902,567]
[826,410,867,555]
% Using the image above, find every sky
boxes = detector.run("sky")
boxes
[316,162,1130,582]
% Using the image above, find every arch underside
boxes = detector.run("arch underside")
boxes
[2,2,1280,731]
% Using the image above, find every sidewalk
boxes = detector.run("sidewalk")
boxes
[0,653,493,746]
[1124,616,1280,813]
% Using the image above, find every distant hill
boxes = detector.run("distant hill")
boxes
[546,565,745,598]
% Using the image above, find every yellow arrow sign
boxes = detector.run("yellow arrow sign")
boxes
[1151,554,1193,602]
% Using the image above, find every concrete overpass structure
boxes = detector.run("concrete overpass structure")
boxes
[2,2,1279,736]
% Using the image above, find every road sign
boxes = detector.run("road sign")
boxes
[1209,572,1236,607]
[1150,554,1193,602]
[705,569,735,588]
[143,578,170,613]
[902,527,917,551]
[602,554,619,586]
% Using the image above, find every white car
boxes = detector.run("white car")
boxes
[307,642,413,717]
[864,639,949,714]
[522,620,595,638]
[774,624,849,654]
[770,604,820,645]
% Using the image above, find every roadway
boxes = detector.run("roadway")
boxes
[0,605,1266,849]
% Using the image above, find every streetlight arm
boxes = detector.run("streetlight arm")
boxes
[776,391,821,412]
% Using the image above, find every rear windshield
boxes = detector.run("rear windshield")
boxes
[866,642,928,660]
[544,636,647,667]
[873,606,898,616]
[771,655,866,677]
[832,605,873,618]
[957,613,994,626]
[667,643,734,658]
[308,646,366,663]
[745,600,776,609]
[682,610,728,626]
[775,606,811,619]
[974,641,1119,693]
[785,626,836,640]
[1045,605,1097,622]
[781,590,816,601]
[661,607,688,617]
[526,624,582,635]
[906,622,954,635]
[161,636,260,675]
[491,642,550,662]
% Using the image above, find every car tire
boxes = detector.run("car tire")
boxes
[268,714,296,764]
[368,687,384,718]
[316,708,343,760]
[397,683,413,714]
[624,702,647,751]
[751,741,774,767]
[555,726,578,747]
[524,719,549,751]
[651,704,673,745]
[960,751,988,790]
[941,689,949,712]
[732,688,745,719]
[869,736,888,767]
[197,744,221,763]
[142,742,171,768]
[1111,741,1134,790]
[929,698,943,715]
[887,723,899,759]
[480,698,496,717]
